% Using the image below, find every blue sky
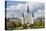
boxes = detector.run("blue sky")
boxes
[6,1,27,7]
[6,1,45,19]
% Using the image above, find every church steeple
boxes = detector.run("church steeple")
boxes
[32,12,34,17]
[27,5,29,13]
[22,13,24,17]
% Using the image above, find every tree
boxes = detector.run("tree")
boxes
[22,23,28,29]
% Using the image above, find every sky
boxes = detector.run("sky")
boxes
[5,1,45,19]
[5,0,45,3]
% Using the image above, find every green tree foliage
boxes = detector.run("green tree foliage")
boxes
[22,23,28,29]
[29,24,34,28]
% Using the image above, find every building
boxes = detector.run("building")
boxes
[6,18,22,23]
[21,5,34,24]
[23,15,34,24]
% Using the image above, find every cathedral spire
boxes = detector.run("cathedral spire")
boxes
[22,13,24,17]
[32,12,34,17]
[27,5,29,13]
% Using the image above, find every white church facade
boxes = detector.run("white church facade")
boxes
[22,15,34,24]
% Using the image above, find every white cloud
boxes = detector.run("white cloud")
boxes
[7,3,27,12]
[29,0,45,3]
[6,3,28,18]
[34,10,45,19]
[6,0,28,2]
[6,2,45,19]
[6,0,45,3]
